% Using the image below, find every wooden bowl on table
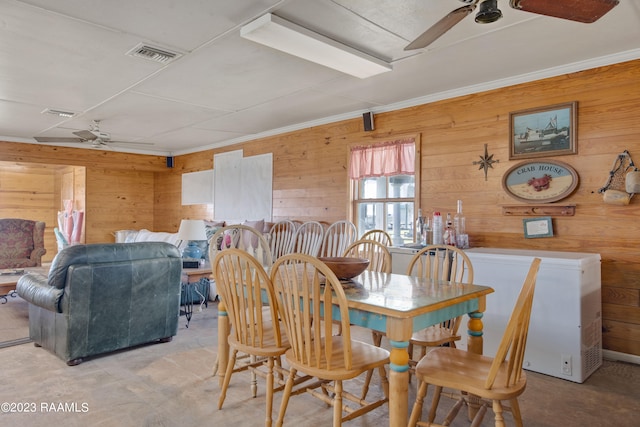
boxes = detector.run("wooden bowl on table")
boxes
[318,257,369,280]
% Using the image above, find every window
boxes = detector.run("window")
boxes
[349,138,419,246]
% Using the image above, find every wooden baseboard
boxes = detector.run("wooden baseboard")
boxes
[603,349,640,365]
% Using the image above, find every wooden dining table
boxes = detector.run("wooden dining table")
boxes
[215,270,494,427]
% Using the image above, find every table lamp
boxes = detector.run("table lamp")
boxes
[177,219,207,259]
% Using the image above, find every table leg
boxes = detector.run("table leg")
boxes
[388,340,410,427]
[467,311,485,355]
[466,310,485,419]
[217,301,230,387]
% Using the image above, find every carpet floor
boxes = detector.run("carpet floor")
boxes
[0,301,638,426]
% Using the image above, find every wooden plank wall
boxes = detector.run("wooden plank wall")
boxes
[0,162,58,261]
[0,143,168,244]
[155,152,213,232]
[0,59,638,356]
[161,60,640,356]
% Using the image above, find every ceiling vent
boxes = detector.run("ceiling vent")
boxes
[41,108,76,118]
[126,43,182,64]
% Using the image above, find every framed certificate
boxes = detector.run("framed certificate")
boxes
[523,217,554,238]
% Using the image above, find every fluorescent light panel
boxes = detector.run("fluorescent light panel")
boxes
[241,13,391,79]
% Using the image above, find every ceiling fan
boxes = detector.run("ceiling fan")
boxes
[34,120,153,149]
[405,0,620,51]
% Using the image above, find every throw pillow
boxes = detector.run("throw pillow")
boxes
[113,230,138,243]
[221,229,240,250]
[242,219,264,249]
[204,226,220,242]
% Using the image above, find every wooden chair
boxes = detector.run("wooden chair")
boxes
[360,229,392,247]
[267,220,297,261]
[271,253,390,427]
[214,249,291,426]
[361,244,474,400]
[318,220,332,232]
[209,225,273,378]
[343,239,392,274]
[408,258,542,427]
[291,221,324,256]
[406,245,474,363]
[343,239,392,399]
[320,220,357,257]
[209,224,273,269]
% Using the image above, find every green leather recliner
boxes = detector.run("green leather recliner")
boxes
[17,242,182,366]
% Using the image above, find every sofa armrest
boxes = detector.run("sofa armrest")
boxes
[16,273,64,313]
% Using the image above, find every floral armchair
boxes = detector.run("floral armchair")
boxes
[0,218,46,269]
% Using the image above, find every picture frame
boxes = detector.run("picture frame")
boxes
[502,159,579,203]
[523,216,554,239]
[509,101,577,160]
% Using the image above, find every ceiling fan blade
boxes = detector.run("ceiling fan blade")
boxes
[34,137,85,143]
[405,4,477,51]
[72,129,97,140]
[509,0,619,24]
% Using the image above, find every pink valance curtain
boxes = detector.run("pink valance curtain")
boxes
[349,138,415,179]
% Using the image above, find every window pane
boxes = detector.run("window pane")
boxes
[356,202,384,234]
[388,175,415,199]
[387,202,414,246]
[360,177,387,199]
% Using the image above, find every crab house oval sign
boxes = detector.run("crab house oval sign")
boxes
[502,160,579,203]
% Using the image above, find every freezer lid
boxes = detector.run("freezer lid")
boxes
[465,247,601,268]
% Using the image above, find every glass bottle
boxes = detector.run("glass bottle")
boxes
[443,212,457,246]
[423,217,433,247]
[454,199,469,248]
[432,212,443,245]
[454,200,466,235]
[415,209,424,244]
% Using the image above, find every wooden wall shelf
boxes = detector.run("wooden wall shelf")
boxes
[502,204,576,216]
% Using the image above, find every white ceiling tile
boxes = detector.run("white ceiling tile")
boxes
[52,92,229,139]
[0,1,165,112]
[17,0,282,51]
[0,0,638,154]
[140,127,246,153]
[133,35,346,111]
[195,88,376,133]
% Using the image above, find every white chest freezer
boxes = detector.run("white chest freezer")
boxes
[389,246,424,275]
[460,248,602,383]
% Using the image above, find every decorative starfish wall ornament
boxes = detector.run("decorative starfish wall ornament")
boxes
[473,144,499,181]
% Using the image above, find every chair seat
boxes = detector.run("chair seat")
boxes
[229,319,290,358]
[286,336,389,381]
[415,347,527,401]
[410,325,460,347]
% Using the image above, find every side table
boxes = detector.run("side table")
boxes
[0,282,18,304]
[180,264,213,327]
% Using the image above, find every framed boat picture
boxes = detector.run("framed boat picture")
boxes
[509,102,577,160]
[502,160,579,203]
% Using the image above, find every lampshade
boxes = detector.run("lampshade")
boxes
[177,219,207,241]
[240,13,392,79]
